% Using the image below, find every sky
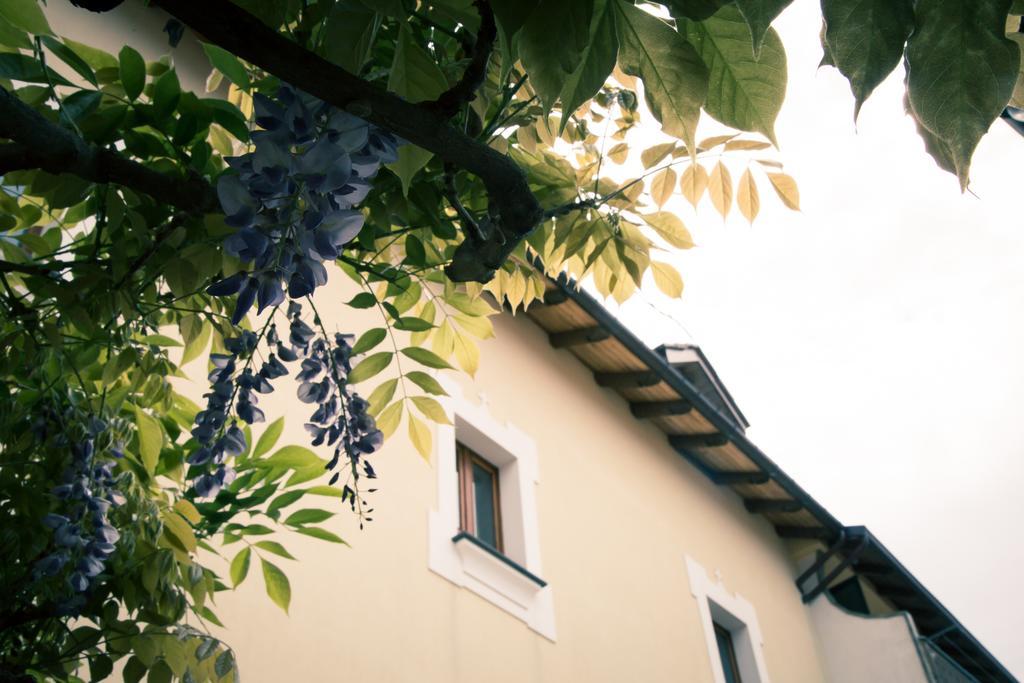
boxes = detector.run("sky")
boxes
[604,0,1024,675]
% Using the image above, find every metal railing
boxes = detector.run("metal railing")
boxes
[920,638,979,683]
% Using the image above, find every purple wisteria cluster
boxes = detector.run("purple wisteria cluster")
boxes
[207,83,401,324]
[34,418,126,611]
[187,303,381,500]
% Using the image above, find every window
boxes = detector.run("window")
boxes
[714,622,744,683]
[457,443,503,551]
[427,379,555,640]
[686,556,769,683]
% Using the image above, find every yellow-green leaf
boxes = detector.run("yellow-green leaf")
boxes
[643,212,694,249]
[252,417,284,459]
[679,163,709,207]
[736,168,760,222]
[408,412,432,460]
[261,559,291,613]
[708,161,733,218]
[161,511,197,553]
[411,396,451,424]
[640,141,676,168]
[134,406,163,475]
[367,378,399,416]
[230,547,251,587]
[651,261,684,298]
[173,499,201,525]
[376,400,404,438]
[650,166,677,208]
[767,172,800,210]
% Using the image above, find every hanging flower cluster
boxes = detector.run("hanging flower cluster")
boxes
[207,83,401,324]
[188,303,381,500]
[34,417,126,612]
[287,303,381,481]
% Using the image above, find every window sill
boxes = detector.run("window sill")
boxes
[452,532,547,588]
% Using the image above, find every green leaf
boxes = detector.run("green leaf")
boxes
[558,0,618,125]
[214,650,235,679]
[295,526,349,544]
[133,406,163,475]
[267,489,305,516]
[351,327,387,355]
[348,351,393,384]
[264,445,323,470]
[152,68,181,119]
[614,0,708,150]
[147,660,173,683]
[664,0,728,21]
[202,43,249,91]
[520,0,598,109]
[322,2,381,73]
[0,52,72,86]
[161,511,197,552]
[180,320,211,366]
[255,540,296,559]
[388,23,448,103]
[60,90,102,123]
[411,396,451,424]
[123,656,147,683]
[138,334,182,347]
[252,417,285,459]
[733,0,793,56]
[261,559,291,613]
[394,316,433,332]
[367,377,399,414]
[0,15,31,49]
[41,36,96,86]
[401,346,453,369]
[284,508,334,526]
[820,0,914,119]
[905,0,1019,188]
[491,0,541,36]
[347,292,377,309]
[118,45,146,101]
[405,370,447,395]
[680,5,786,145]
[230,547,251,587]
[0,0,52,35]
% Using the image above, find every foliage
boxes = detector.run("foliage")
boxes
[0,0,1018,680]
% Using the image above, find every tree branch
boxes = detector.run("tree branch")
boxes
[0,89,217,214]
[150,0,542,283]
[425,0,496,120]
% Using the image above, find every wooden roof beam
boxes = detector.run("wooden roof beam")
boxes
[744,498,803,514]
[712,471,771,485]
[669,433,729,449]
[630,400,693,418]
[775,525,832,540]
[594,370,661,389]
[549,326,610,348]
[542,289,569,305]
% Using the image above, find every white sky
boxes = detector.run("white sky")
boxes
[605,0,1024,675]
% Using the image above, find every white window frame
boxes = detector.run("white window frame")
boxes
[686,555,771,683]
[427,379,556,640]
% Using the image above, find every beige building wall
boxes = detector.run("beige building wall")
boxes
[38,5,830,680]
[194,284,828,683]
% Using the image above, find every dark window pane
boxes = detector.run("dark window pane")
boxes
[472,461,498,548]
[714,623,743,683]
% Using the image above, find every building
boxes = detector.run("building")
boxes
[38,5,1018,681]
[206,274,1015,683]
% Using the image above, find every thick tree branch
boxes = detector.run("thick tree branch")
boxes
[150,0,542,283]
[0,89,217,214]
[425,0,496,120]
